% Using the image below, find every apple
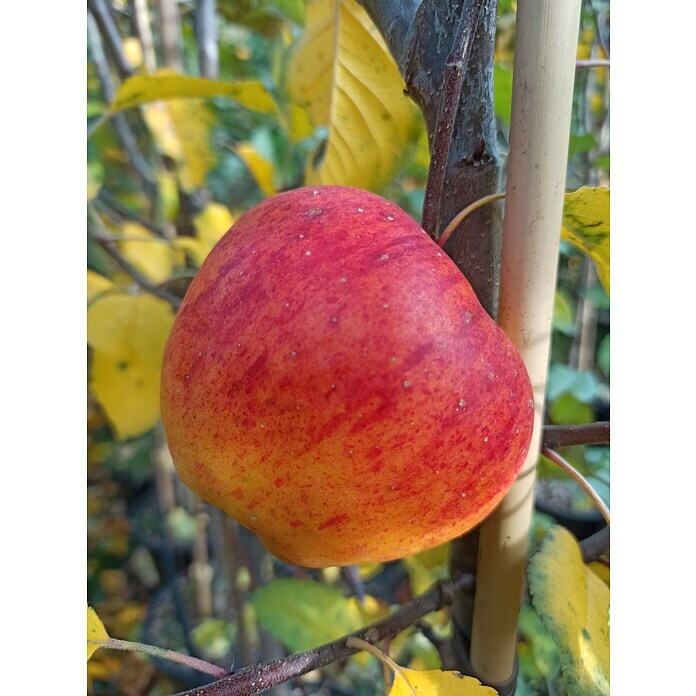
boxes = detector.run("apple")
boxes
[161,186,533,567]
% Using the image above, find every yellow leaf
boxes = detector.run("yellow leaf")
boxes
[110,71,278,114]
[403,543,449,595]
[588,561,610,587]
[175,202,237,266]
[236,142,277,196]
[168,100,217,191]
[122,37,144,69]
[289,0,422,191]
[562,187,610,294]
[87,607,110,660]
[144,100,216,192]
[87,270,113,303]
[287,104,315,142]
[390,668,498,696]
[143,101,182,159]
[87,293,175,439]
[118,222,174,284]
[528,526,610,696]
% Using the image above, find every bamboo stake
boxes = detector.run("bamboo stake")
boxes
[468,0,582,688]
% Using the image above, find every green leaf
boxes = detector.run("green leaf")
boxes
[109,71,278,115]
[289,0,422,192]
[568,133,597,158]
[596,334,610,377]
[493,63,513,126]
[552,289,576,336]
[528,526,610,696]
[251,579,365,651]
[518,605,559,679]
[562,187,610,294]
[549,393,595,425]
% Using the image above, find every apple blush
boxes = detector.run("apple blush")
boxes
[161,186,534,567]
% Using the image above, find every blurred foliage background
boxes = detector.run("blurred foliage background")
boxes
[87,0,609,694]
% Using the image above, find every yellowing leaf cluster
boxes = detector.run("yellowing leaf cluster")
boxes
[289,0,422,191]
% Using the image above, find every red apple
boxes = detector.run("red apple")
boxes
[161,186,533,567]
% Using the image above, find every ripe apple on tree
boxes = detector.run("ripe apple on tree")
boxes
[160,186,533,567]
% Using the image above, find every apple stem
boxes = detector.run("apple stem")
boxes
[437,192,506,249]
[541,447,610,526]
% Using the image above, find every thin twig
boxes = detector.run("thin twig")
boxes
[87,0,135,79]
[421,0,483,237]
[90,637,230,678]
[173,575,474,696]
[542,422,610,449]
[576,58,610,68]
[437,192,505,248]
[87,13,154,188]
[541,447,610,525]
[94,191,165,237]
[88,202,181,308]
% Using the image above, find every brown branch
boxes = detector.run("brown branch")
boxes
[421,0,483,237]
[579,526,610,563]
[88,203,181,309]
[542,422,610,449]
[173,575,474,696]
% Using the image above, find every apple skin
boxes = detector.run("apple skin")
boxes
[161,186,533,567]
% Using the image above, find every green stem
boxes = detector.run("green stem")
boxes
[89,638,231,678]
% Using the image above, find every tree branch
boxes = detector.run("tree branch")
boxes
[173,575,474,696]
[87,0,135,80]
[87,13,155,190]
[579,526,609,563]
[355,1,420,74]
[421,0,483,237]
[542,422,610,449]
[195,0,219,79]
